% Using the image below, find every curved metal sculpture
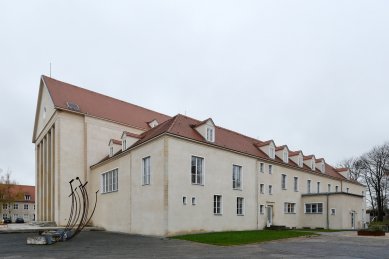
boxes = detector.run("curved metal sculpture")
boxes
[27,177,98,245]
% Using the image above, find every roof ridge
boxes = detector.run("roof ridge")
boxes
[42,75,170,119]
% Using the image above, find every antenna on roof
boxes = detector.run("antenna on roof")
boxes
[49,62,52,77]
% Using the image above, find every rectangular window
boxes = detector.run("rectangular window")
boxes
[260,163,264,173]
[191,156,204,185]
[182,196,187,205]
[259,205,264,214]
[335,186,339,192]
[192,197,196,205]
[268,165,273,174]
[331,208,336,215]
[305,203,323,214]
[213,195,222,214]
[283,151,288,163]
[260,184,264,194]
[237,197,244,215]
[346,188,349,193]
[232,165,242,189]
[24,204,28,210]
[206,128,214,142]
[24,195,31,201]
[268,185,273,195]
[317,182,320,193]
[101,168,119,193]
[2,214,7,219]
[307,180,311,193]
[284,203,296,214]
[142,156,151,185]
[328,184,331,193]
[281,174,287,189]
[2,204,7,210]
[269,146,275,159]
[13,204,18,210]
[294,177,298,192]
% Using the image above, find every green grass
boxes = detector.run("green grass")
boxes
[172,230,317,246]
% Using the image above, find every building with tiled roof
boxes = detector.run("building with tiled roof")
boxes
[33,76,366,236]
[1,184,35,222]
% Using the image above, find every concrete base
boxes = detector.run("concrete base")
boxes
[26,236,53,245]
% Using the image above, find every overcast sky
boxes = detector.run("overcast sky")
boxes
[0,1,388,185]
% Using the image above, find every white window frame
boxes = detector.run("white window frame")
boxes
[268,164,273,174]
[2,204,7,210]
[284,202,296,214]
[191,156,204,185]
[122,138,127,151]
[311,159,315,170]
[307,180,311,193]
[328,184,331,193]
[331,208,336,215]
[24,195,31,201]
[191,197,196,205]
[206,127,214,142]
[260,184,264,194]
[294,177,298,192]
[281,174,287,190]
[182,196,187,205]
[101,168,119,194]
[259,163,264,173]
[236,197,244,216]
[298,155,303,167]
[232,164,242,190]
[304,203,323,214]
[109,146,114,157]
[142,156,151,185]
[213,195,222,215]
[317,182,320,193]
[283,150,288,163]
[259,205,264,214]
[269,146,275,159]
[268,185,273,195]
[335,185,339,192]
[13,204,18,210]
[24,204,28,210]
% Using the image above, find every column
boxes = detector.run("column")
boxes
[47,131,52,222]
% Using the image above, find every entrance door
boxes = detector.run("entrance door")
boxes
[351,211,355,229]
[267,206,273,227]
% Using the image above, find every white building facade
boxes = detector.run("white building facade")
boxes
[33,76,366,236]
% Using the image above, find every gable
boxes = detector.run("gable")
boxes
[32,78,56,143]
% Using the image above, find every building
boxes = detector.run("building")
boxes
[33,76,366,236]
[0,184,35,222]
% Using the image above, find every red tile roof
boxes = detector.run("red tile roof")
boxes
[110,139,122,145]
[98,114,351,182]
[42,76,171,130]
[0,184,35,203]
[123,131,141,139]
[289,150,302,156]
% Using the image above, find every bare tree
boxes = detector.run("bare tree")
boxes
[357,143,389,222]
[337,157,363,181]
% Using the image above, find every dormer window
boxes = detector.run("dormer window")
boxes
[298,156,303,167]
[43,107,46,120]
[25,195,31,201]
[122,139,127,151]
[109,146,114,157]
[148,119,159,128]
[283,150,288,163]
[321,163,325,173]
[269,146,275,159]
[311,159,315,170]
[206,127,214,142]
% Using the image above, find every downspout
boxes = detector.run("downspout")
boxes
[326,193,329,230]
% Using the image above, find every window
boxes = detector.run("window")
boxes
[101,168,118,193]
[283,150,288,163]
[294,177,298,192]
[281,174,287,190]
[122,139,127,150]
[109,146,114,157]
[33,205,36,210]
[284,203,296,214]
[192,197,196,205]
[213,195,222,214]
[269,146,275,159]
[182,196,187,205]
[2,214,7,219]
[335,186,339,192]
[2,204,7,210]
[24,195,31,201]
[260,163,264,173]
[259,205,264,214]
[142,156,151,185]
[24,204,28,210]
[328,184,331,193]
[298,156,303,167]
[260,184,264,194]
[206,128,214,142]
[311,160,315,170]
[268,185,273,195]
[24,214,29,220]
[362,191,364,196]
[13,204,18,210]
[191,156,204,185]
[321,163,325,172]
[317,182,320,193]
[346,188,349,193]
[331,208,336,215]
[305,203,323,214]
[268,165,273,174]
[232,165,242,189]
[307,180,311,193]
[237,197,244,215]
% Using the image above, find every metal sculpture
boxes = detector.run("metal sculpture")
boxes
[27,177,98,245]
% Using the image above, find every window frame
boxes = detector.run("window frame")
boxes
[294,177,298,192]
[101,168,119,194]
[142,156,151,185]
[284,202,296,214]
[259,162,264,173]
[260,184,264,194]
[268,185,273,195]
[259,205,264,214]
[236,197,244,216]
[307,180,311,193]
[232,164,242,190]
[268,164,273,174]
[206,127,214,142]
[191,155,204,185]
[304,203,323,214]
[24,204,28,210]
[213,195,222,215]
[317,182,320,193]
[281,174,287,190]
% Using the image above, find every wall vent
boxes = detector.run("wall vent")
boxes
[66,102,80,112]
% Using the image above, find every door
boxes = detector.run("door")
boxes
[351,212,355,229]
[267,206,273,227]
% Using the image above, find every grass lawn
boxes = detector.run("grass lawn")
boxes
[172,230,317,246]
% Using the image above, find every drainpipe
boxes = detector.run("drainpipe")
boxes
[326,193,329,230]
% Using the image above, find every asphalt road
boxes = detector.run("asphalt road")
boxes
[0,231,387,258]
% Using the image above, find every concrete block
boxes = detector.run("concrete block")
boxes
[27,236,47,245]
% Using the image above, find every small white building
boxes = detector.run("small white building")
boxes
[33,76,366,236]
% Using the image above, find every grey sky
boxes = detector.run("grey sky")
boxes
[1,1,388,185]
